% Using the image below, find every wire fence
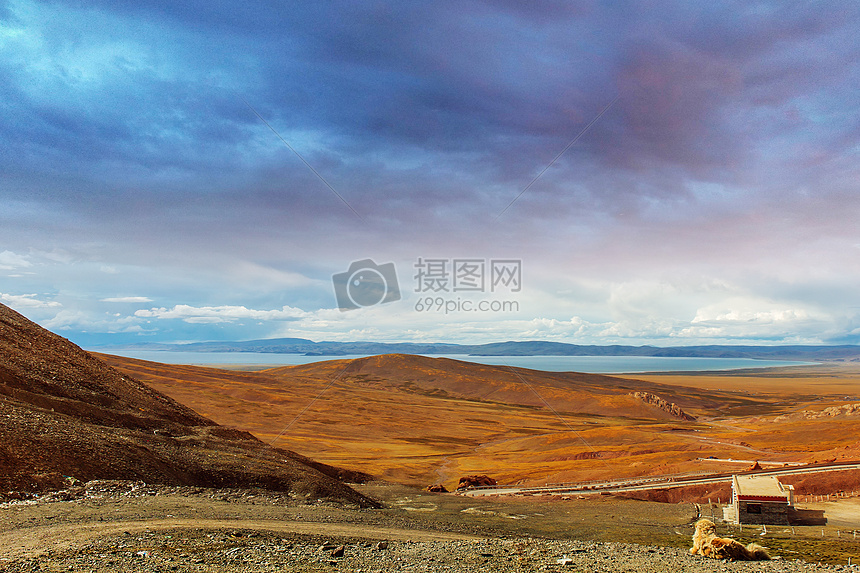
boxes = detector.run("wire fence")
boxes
[462,462,860,495]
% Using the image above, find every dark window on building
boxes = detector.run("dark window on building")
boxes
[746,503,762,514]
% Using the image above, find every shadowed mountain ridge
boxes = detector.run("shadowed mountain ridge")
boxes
[0,303,376,506]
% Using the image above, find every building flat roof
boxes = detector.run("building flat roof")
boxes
[733,475,791,501]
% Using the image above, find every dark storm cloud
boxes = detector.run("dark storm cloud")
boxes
[1,1,852,233]
[6,1,857,174]
[3,1,620,186]
[2,0,859,345]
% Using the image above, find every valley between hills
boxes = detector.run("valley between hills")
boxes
[5,299,860,570]
[97,353,860,492]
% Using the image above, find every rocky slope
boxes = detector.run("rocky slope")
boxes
[0,303,375,506]
[629,391,697,421]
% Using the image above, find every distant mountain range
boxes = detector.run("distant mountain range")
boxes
[95,339,860,362]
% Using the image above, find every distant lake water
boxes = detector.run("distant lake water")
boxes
[95,350,814,374]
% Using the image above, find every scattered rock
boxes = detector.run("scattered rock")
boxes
[629,392,696,421]
[1,527,853,572]
[456,475,497,490]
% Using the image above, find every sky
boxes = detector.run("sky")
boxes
[1,0,859,348]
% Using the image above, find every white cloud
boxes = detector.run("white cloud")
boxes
[135,304,310,324]
[671,296,829,342]
[691,297,822,326]
[41,309,147,333]
[695,308,810,324]
[0,250,32,271]
[100,296,153,303]
[0,292,61,308]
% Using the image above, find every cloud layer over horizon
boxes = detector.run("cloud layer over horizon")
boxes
[2,0,859,347]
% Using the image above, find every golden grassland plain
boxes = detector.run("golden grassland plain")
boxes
[96,354,860,491]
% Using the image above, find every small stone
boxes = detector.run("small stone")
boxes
[375,541,389,551]
[331,545,345,558]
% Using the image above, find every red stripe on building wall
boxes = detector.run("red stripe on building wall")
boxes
[737,496,789,502]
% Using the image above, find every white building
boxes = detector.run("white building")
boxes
[728,475,795,525]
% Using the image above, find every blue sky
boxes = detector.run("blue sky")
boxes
[2,0,859,347]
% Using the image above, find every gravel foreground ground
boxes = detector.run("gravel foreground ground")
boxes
[1,481,857,572]
[1,532,853,573]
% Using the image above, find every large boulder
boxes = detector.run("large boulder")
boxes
[457,474,497,489]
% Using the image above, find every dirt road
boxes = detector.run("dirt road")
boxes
[2,481,857,570]
[0,518,483,560]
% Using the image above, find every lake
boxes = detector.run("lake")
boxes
[95,350,814,374]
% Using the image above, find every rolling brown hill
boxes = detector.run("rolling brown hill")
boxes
[100,351,860,490]
[270,353,710,420]
[0,303,376,506]
[102,352,795,487]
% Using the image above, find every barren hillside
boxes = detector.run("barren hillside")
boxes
[272,353,703,420]
[0,303,375,506]
[101,353,770,487]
